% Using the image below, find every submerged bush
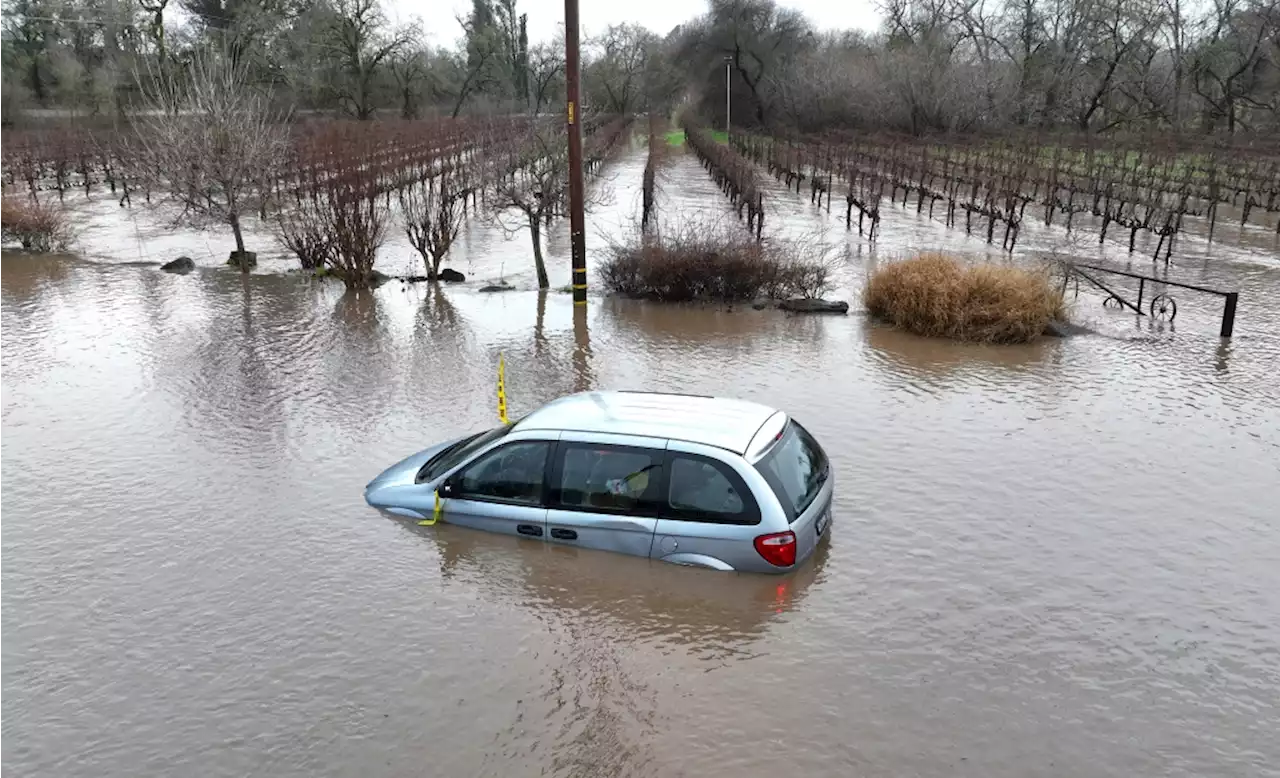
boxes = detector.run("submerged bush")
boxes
[864,253,1066,344]
[1,198,74,252]
[277,198,333,270]
[275,187,388,288]
[600,220,832,302]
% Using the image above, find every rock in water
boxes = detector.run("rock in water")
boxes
[479,282,515,293]
[161,256,195,274]
[439,268,466,283]
[1042,318,1090,337]
[226,250,258,270]
[779,298,849,314]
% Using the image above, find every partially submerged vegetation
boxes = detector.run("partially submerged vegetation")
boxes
[600,220,832,302]
[1,198,73,253]
[864,254,1066,344]
[3,0,1277,294]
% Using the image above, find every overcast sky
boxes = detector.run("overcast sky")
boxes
[389,0,883,47]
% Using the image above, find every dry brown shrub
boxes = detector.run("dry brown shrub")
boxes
[1,197,74,252]
[864,253,1065,344]
[600,219,834,302]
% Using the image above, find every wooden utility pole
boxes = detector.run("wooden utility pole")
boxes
[565,0,587,307]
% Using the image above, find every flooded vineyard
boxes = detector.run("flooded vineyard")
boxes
[3,135,1280,778]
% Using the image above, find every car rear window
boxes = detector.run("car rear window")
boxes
[755,421,828,520]
[663,453,759,525]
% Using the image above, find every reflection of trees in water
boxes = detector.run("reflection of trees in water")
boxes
[326,289,401,422]
[407,284,480,412]
[331,288,382,343]
[174,272,310,464]
[469,292,598,408]
[417,282,462,336]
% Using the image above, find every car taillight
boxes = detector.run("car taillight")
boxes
[754,531,797,567]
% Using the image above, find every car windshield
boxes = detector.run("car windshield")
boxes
[416,424,512,483]
[755,421,828,519]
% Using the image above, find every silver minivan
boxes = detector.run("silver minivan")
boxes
[364,391,833,573]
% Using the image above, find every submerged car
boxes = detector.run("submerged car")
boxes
[364,391,833,573]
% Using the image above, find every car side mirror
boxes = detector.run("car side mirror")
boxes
[439,480,455,496]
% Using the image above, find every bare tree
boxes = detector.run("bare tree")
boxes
[389,44,431,119]
[487,124,611,288]
[684,0,814,125]
[489,128,565,288]
[324,0,411,120]
[526,38,564,114]
[277,195,333,270]
[324,184,389,288]
[448,12,505,117]
[134,46,287,268]
[137,0,170,63]
[1191,0,1280,132]
[1067,0,1161,130]
[1160,0,1192,127]
[586,23,653,113]
[399,168,469,279]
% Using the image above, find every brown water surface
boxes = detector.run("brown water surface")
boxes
[3,144,1280,778]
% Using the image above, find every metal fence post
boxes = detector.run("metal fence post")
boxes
[1221,292,1238,338]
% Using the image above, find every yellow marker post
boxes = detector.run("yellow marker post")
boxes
[417,490,442,526]
[497,354,509,424]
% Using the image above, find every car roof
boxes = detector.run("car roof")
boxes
[514,391,783,455]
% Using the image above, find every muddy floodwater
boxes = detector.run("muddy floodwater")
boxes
[4,143,1280,777]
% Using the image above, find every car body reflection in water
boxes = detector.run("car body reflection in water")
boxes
[395,515,831,653]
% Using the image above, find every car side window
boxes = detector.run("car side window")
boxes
[556,444,663,514]
[454,441,550,505]
[666,455,756,524]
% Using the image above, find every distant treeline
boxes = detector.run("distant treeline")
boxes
[2,0,1278,137]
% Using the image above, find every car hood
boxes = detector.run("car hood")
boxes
[364,435,466,493]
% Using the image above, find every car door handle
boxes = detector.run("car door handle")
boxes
[517,524,544,537]
[550,528,578,541]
